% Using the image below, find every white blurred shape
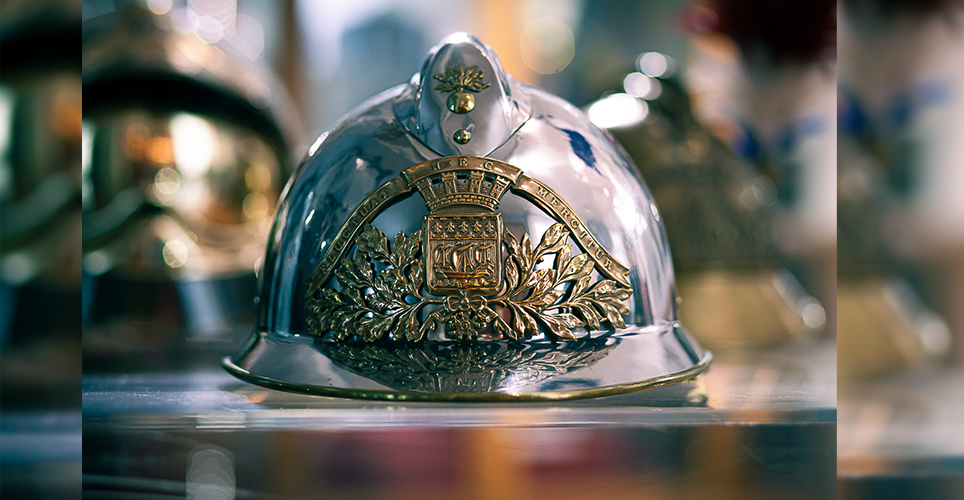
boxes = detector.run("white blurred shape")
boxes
[171,8,194,34]
[147,0,172,15]
[171,114,216,179]
[189,0,236,19]
[918,312,952,356]
[230,14,265,60]
[193,15,225,44]
[637,52,672,78]
[81,122,93,178]
[154,167,181,196]
[186,444,235,500]
[162,240,188,268]
[0,85,13,200]
[588,93,648,129]
[519,18,576,75]
[2,254,35,284]
[623,72,662,100]
[802,300,827,329]
[83,250,112,276]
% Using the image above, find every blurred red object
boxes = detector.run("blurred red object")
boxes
[681,0,837,64]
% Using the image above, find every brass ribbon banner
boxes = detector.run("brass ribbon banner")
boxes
[511,176,631,288]
[306,176,413,296]
[401,155,523,185]
[304,156,636,342]
[308,157,630,292]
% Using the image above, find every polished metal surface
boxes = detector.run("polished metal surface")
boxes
[230,33,708,400]
[394,33,531,157]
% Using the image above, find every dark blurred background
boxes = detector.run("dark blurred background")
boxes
[1,0,83,497]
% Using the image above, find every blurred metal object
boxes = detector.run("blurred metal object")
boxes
[837,279,951,380]
[225,33,711,401]
[0,0,83,398]
[0,2,83,498]
[836,96,952,380]
[600,74,825,352]
[81,5,296,362]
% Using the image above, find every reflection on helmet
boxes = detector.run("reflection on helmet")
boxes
[317,337,617,394]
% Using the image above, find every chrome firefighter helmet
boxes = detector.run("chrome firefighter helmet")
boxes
[225,33,711,400]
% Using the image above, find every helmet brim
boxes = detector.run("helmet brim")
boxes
[222,323,711,402]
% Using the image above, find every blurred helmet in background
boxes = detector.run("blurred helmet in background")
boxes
[81,5,298,368]
[0,0,83,410]
[598,71,826,352]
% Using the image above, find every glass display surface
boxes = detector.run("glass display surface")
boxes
[83,339,835,499]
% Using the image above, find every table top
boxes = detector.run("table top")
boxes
[82,338,837,430]
[78,338,839,500]
[839,367,964,475]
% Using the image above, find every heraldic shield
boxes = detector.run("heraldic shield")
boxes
[224,33,711,401]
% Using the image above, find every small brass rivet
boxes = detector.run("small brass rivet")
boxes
[453,129,471,144]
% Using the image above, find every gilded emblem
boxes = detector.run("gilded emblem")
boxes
[433,64,489,114]
[305,156,634,342]
[425,214,502,293]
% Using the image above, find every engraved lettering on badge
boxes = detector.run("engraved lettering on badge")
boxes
[537,181,608,267]
[305,177,413,295]
[511,176,631,287]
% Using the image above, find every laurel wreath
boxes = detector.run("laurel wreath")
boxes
[306,223,632,342]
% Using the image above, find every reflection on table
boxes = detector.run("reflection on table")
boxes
[82,338,835,500]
